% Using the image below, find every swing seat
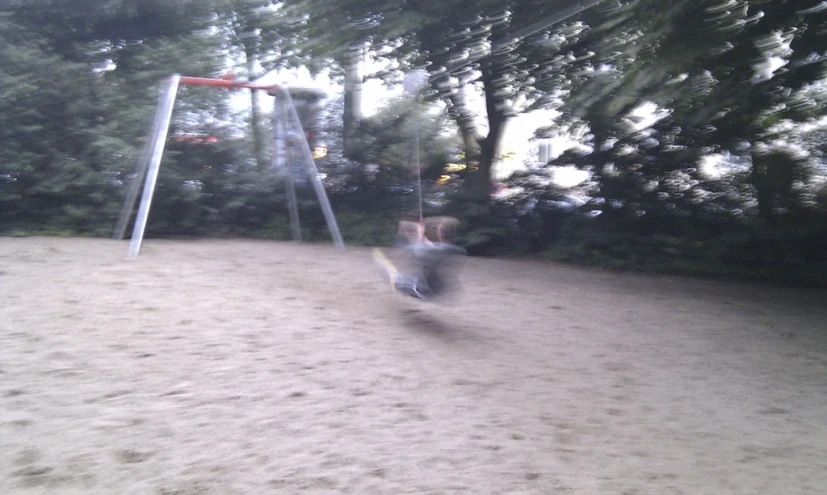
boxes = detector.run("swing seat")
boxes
[372,245,465,302]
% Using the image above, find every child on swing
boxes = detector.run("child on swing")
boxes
[375,215,467,300]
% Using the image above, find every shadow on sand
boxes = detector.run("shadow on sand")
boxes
[398,307,485,346]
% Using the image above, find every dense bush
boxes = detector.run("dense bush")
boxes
[539,211,827,287]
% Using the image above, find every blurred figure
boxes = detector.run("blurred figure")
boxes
[374,216,467,301]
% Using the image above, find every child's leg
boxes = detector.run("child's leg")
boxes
[393,274,428,300]
[373,248,429,299]
[372,248,400,291]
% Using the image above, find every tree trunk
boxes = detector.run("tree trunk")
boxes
[342,41,366,159]
[246,55,267,170]
[751,151,798,224]
[588,125,613,211]
[250,88,267,170]
[465,72,508,196]
[457,118,481,160]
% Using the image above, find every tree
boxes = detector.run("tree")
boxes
[0,0,229,233]
[282,0,424,158]
[546,0,827,223]
[285,0,601,196]
[0,13,113,231]
[415,0,605,196]
[212,0,302,169]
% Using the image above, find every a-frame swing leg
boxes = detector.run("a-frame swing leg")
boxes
[113,75,180,242]
[272,96,301,242]
[278,87,345,251]
[126,75,181,256]
[284,168,301,242]
[113,131,152,240]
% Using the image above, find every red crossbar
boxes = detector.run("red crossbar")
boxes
[178,76,279,91]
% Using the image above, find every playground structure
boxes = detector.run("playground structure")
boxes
[114,74,345,256]
[112,1,604,257]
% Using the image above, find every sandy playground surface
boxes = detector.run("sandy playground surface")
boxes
[2,236,827,494]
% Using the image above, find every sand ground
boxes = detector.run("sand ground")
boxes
[2,236,827,494]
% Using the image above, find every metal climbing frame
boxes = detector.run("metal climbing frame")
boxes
[113,74,345,255]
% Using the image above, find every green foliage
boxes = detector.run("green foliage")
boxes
[350,97,455,177]
[3,0,827,289]
[0,14,117,233]
[440,190,525,255]
[333,211,400,246]
[285,0,603,194]
[316,95,459,219]
[553,0,827,222]
[211,1,301,169]
[139,136,292,237]
[0,0,230,235]
[540,212,827,288]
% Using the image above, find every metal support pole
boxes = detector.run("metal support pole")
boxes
[113,135,152,240]
[127,75,181,256]
[272,95,301,242]
[281,87,345,251]
[113,82,175,240]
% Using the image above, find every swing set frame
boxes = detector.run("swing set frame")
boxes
[113,74,345,256]
[114,0,601,256]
